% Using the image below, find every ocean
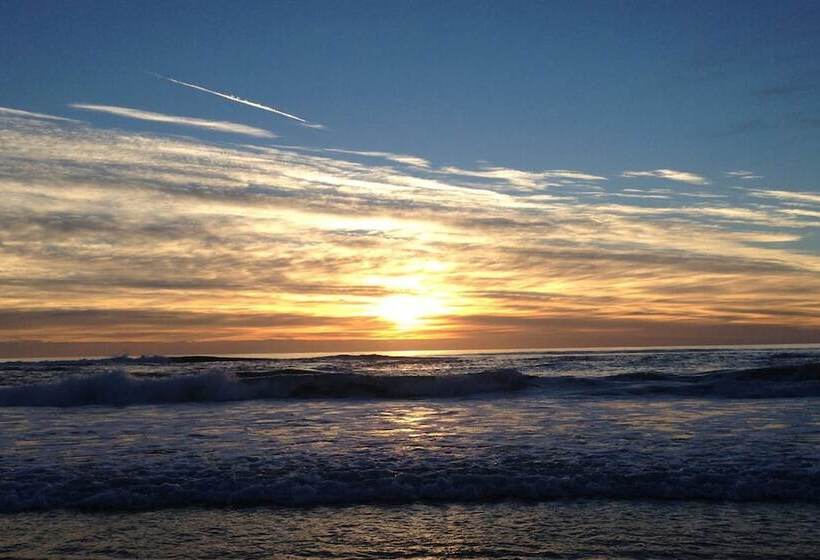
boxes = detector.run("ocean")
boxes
[1,346,819,559]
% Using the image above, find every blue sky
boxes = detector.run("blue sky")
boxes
[1,1,819,355]
[3,0,819,182]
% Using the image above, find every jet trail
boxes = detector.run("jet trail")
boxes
[149,72,322,128]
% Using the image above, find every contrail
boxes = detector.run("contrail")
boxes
[148,72,322,128]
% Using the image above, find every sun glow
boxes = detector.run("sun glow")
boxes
[373,294,444,330]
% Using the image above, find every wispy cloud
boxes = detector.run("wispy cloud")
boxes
[71,104,276,138]
[0,106,78,122]
[325,149,430,168]
[149,72,323,129]
[1,108,818,351]
[751,189,820,205]
[621,169,709,185]
[437,166,607,190]
[725,170,762,180]
[780,208,820,219]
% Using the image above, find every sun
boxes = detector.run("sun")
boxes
[373,294,442,330]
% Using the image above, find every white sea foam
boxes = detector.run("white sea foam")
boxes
[1,448,817,512]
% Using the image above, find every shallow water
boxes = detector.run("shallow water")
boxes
[4,501,819,560]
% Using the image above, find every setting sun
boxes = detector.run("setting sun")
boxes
[373,294,444,330]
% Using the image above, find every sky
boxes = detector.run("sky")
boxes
[1,0,819,357]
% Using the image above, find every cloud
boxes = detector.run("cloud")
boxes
[1,109,819,351]
[780,208,820,219]
[725,170,762,180]
[621,169,709,185]
[750,189,820,205]
[70,104,276,138]
[609,188,670,200]
[436,166,606,190]
[325,148,431,168]
[149,72,324,128]
[0,106,78,122]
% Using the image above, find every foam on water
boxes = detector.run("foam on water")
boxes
[2,449,818,512]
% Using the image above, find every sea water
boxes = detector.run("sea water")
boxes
[1,347,818,559]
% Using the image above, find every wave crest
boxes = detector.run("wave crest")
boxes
[1,362,818,407]
[0,368,534,407]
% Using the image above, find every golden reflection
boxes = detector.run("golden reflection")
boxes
[373,407,447,439]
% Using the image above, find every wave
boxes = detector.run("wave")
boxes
[591,362,820,398]
[0,368,534,407]
[1,363,818,407]
[2,453,817,512]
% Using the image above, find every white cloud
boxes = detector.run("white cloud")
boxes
[622,169,709,185]
[751,189,820,206]
[726,232,802,243]
[437,166,606,190]
[325,148,430,168]
[780,208,820,219]
[0,106,78,122]
[726,170,762,180]
[71,104,276,138]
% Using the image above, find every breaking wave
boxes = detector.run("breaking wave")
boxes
[591,362,820,398]
[0,368,534,407]
[0,362,818,407]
